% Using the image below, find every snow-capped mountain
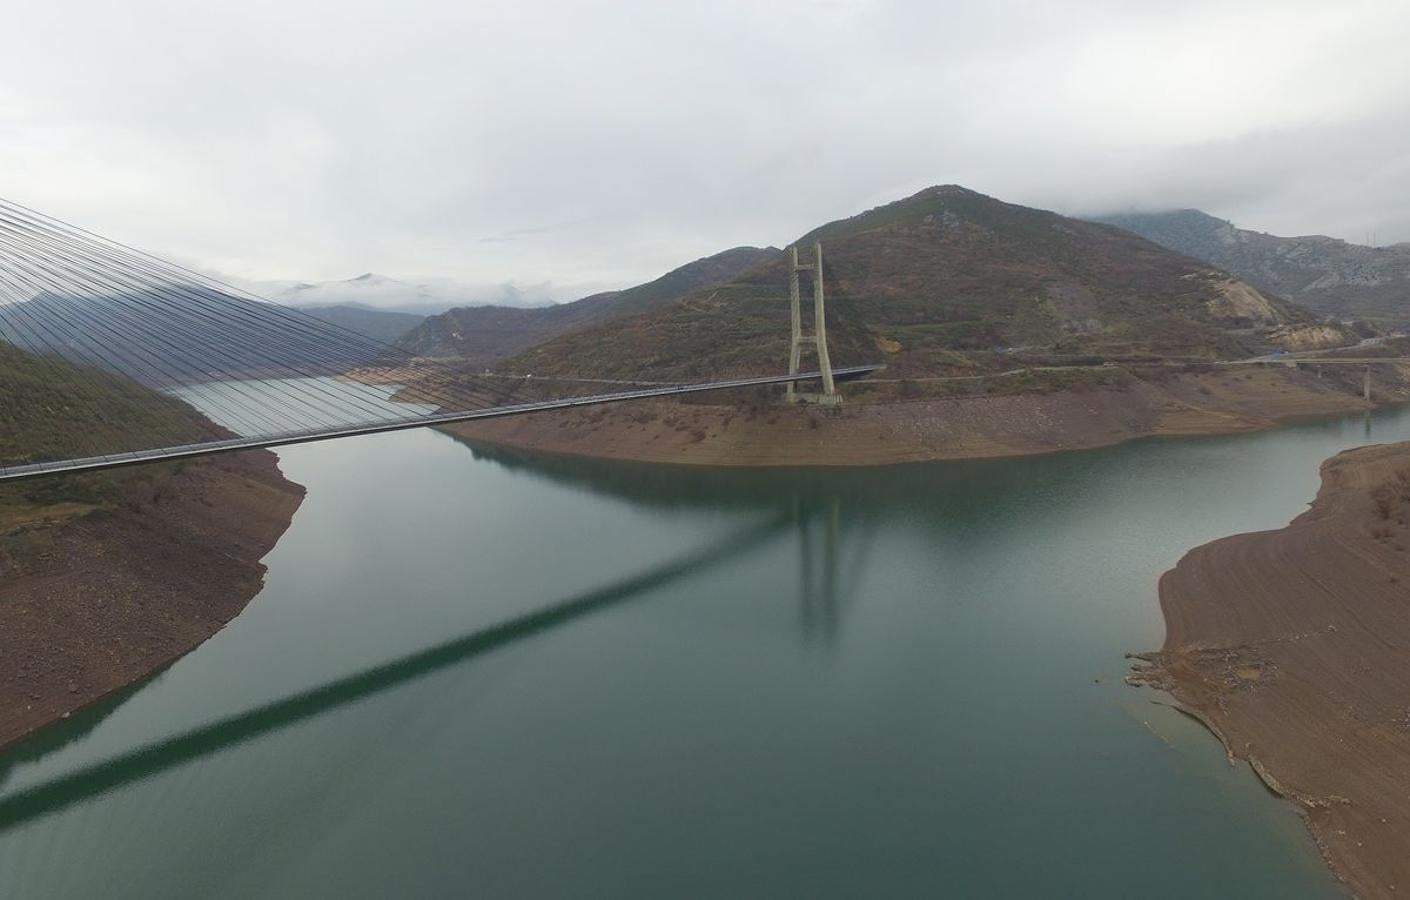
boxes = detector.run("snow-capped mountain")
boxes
[252,273,571,315]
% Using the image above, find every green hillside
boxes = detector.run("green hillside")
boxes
[0,340,209,508]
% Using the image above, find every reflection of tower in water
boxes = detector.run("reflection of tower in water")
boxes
[794,495,876,646]
[0,514,794,837]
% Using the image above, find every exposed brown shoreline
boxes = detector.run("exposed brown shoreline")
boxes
[447,365,1409,467]
[0,450,304,752]
[1132,441,1410,899]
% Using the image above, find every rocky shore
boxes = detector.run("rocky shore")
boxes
[1133,440,1410,899]
[447,364,1408,467]
[0,450,304,751]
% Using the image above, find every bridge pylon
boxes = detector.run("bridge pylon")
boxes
[786,241,839,405]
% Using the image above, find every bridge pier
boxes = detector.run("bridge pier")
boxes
[1365,365,1373,402]
[786,242,840,406]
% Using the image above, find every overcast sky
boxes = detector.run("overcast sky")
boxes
[2,0,1407,303]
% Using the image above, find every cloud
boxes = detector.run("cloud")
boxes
[1,0,1407,302]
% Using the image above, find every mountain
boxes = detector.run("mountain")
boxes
[1090,210,1410,326]
[395,246,778,366]
[297,303,424,344]
[504,186,1321,382]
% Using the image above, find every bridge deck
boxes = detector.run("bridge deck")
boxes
[0,365,880,482]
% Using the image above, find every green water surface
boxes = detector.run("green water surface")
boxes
[6,393,1399,897]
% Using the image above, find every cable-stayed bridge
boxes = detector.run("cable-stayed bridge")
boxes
[0,199,876,482]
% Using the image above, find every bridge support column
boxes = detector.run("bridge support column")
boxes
[787,247,803,402]
[1365,365,1373,402]
[786,241,839,405]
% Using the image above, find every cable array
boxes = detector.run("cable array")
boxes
[0,198,545,467]
[0,197,869,477]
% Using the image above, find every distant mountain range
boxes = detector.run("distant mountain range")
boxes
[296,304,425,344]
[259,272,578,316]
[488,186,1322,382]
[1090,210,1410,326]
[395,247,778,367]
[0,289,399,385]
[1,189,1368,395]
[0,249,777,385]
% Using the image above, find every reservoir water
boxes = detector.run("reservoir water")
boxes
[8,387,1408,897]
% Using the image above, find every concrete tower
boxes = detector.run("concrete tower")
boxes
[786,241,838,404]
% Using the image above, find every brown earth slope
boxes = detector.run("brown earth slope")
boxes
[0,340,304,752]
[1132,442,1410,899]
[0,450,303,751]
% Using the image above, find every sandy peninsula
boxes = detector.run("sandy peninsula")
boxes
[1132,440,1410,899]
[447,363,1410,466]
